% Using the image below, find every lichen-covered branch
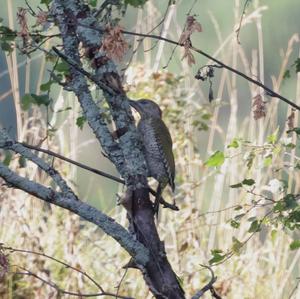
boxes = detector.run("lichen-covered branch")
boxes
[51,0,148,185]
[49,1,186,298]
[0,161,149,266]
[0,129,76,198]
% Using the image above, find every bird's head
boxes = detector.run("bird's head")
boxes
[129,99,162,118]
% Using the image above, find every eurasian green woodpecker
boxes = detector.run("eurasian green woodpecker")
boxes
[129,99,175,212]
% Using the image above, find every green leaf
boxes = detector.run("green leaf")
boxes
[204,151,225,167]
[21,94,35,110]
[230,183,243,188]
[271,230,277,242]
[40,80,54,92]
[234,213,246,220]
[31,94,50,106]
[285,143,296,149]
[248,220,261,233]
[232,237,243,254]
[284,194,297,209]
[294,58,300,73]
[89,0,98,7]
[234,205,243,210]
[242,178,255,186]
[55,61,70,74]
[211,249,223,254]
[246,151,255,169]
[76,116,86,130]
[124,0,148,7]
[1,41,13,53]
[21,93,50,110]
[41,0,52,5]
[283,70,291,80]
[18,156,27,168]
[264,155,273,167]
[209,250,225,265]
[273,201,285,212]
[201,113,212,120]
[230,220,240,229]
[267,128,279,144]
[3,151,12,166]
[227,138,239,148]
[0,25,17,41]
[289,240,300,250]
[57,107,72,113]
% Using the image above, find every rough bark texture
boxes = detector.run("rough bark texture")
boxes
[132,188,185,298]
[50,1,185,297]
[0,1,186,298]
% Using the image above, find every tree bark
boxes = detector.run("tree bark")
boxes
[49,0,185,297]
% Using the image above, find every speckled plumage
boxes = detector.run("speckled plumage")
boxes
[129,99,175,195]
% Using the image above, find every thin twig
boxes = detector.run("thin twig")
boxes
[115,267,129,299]
[21,141,125,184]
[122,0,173,72]
[191,264,221,299]
[20,142,179,211]
[288,277,300,299]
[120,30,300,111]
[4,246,104,292]
[13,268,133,299]
[236,0,252,44]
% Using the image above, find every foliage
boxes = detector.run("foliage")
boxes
[0,0,300,298]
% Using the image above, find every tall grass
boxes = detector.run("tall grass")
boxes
[0,0,300,298]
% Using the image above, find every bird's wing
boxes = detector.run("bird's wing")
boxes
[151,118,176,191]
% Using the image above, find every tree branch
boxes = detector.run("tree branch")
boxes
[20,142,179,211]
[52,0,148,186]
[0,129,76,198]
[14,268,133,298]
[120,30,300,111]
[0,161,149,266]
[3,245,134,299]
[20,141,124,184]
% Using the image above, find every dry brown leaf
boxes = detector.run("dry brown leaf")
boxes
[179,15,202,44]
[0,250,9,280]
[100,25,128,61]
[17,7,30,44]
[179,16,202,65]
[182,46,195,66]
[287,109,295,130]
[252,94,266,120]
[36,11,48,26]
[215,279,231,296]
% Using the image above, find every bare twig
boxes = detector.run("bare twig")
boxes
[20,141,179,211]
[236,0,252,43]
[13,267,133,299]
[3,246,104,292]
[288,277,300,299]
[120,30,300,111]
[115,267,129,299]
[21,141,124,184]
[191,264,221,299]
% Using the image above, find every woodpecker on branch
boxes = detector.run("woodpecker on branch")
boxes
[129,99,175,214]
